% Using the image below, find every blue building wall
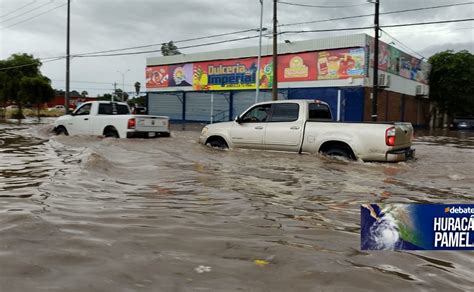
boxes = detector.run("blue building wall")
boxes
[148,87,366,123]
[287,87,365,121]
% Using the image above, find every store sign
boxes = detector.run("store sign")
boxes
[169,64,193,87]
[317,48,366,80]
[369,39,430,84]
[278,52,317,82]
[146,66,169,88]
[146,47,367,90]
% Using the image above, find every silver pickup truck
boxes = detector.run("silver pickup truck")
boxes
[199,100,415,162]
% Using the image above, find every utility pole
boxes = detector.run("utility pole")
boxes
[113,82,116,102]
[65,0,70,114]
[255,0,264,104]
[371,0,380,121]
[272,0,278,101]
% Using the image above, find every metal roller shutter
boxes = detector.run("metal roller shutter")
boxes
[232,90,287,119]
[186,92,230,122]
[148,93,183,120]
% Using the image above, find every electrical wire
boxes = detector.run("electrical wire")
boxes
[279,1,474,27]
[75,28,261,56]
[0,0,36,18]
[277,1,370,9]
[51,79,135,86]
[74,33,272,58]
[283,18,474,34]
[0,0,54,24]
[0,2,67,30]
[0,57,64,71]
[33,2,474,59]
[380,29,426,59]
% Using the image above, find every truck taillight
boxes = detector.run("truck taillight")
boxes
[386,126,396,146]
[128,118,136,129]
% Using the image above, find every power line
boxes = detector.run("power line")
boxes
[0,2,67,30]
[0,0,54,24]
[0,0,36,18]
[74,33,271,58]
[283,18,474,34]
[69,18,473,59]
[75,28,260,57]
[51,79,135,86]
[380,29,426,59]
[278,1,370,8]
[279,1,474,27]
[0,57,64,71]
[41,2,474,59]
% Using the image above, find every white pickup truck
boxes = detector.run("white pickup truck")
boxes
[53,101,170,138]
[199,100,415,162]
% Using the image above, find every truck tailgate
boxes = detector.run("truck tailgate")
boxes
[135,116,168,131]
[394,122,413,146]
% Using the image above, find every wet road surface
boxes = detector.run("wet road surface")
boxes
[0,121,473,291]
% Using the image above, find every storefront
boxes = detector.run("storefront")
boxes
[146,33,430,126]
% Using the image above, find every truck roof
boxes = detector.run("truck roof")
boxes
[255,99,330,107]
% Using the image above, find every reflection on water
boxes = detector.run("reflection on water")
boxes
[0,122,473,291]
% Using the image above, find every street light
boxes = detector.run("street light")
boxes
[117,69,130,102]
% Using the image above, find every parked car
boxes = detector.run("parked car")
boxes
[449,117,474,130]
[49,105,65,111]
[53,101,170,138]
[199,99,415,162]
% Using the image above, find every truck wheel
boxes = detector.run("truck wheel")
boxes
[104,129,119,138]
[55,126,69,136]
[325,147,354,160]
[206,137,228,149]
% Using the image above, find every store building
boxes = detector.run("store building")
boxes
[145,33,430,126]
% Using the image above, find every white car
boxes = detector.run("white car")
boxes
[53,101,170,138]
[48,105,65,111]
[199,100,415,162]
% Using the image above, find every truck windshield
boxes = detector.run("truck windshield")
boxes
[308,103,332,120]
[98,103,130,115]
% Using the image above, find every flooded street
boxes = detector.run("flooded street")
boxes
[0,121,473,291]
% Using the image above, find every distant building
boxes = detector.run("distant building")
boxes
[46,93,95,109]
[145,33,430,126]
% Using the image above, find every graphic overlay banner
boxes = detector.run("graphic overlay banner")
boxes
[361,204,474,250]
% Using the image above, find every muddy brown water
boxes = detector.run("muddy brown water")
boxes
[0,120,473,291]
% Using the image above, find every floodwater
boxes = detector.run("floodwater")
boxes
[0,120,473,291]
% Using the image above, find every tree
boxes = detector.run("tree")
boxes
[134,81,141,96]
[81,90,88,97]
[114,88,128,101]
[429,50,474,118]
[19,76,55,119]
[96,93,113,101]
[161,41,181,56]
[0,53,43,118]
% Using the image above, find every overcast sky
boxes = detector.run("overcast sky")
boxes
[0,0,473,96]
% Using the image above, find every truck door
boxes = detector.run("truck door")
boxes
[69,103,92,135]
[230,104,271,149]
[264,102,303,152]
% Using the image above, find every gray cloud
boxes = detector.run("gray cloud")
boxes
[1,0,473,94]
